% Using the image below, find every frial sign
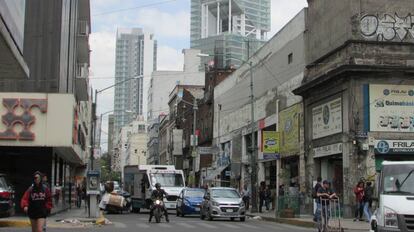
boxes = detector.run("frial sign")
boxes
[360,13,414,42]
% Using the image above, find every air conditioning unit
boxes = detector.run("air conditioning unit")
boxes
[78,20,89,36]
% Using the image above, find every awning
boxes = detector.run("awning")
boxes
[204,165,229,181]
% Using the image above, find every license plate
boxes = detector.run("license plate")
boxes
[226,209,233,213]
[195,208,200,211]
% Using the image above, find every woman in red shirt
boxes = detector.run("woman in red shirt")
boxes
[20,171,53,232]
[353,181,365,221]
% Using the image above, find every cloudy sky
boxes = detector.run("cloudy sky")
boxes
[90,0,308,150]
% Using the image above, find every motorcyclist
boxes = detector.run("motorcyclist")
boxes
[149,183,169,223]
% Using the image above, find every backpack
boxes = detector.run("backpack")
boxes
[312,183,321,199]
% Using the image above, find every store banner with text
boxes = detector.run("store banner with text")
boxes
[370,84,414,132]
[262,131,280,154]
[312,98,342,139]
[279,103,301,156]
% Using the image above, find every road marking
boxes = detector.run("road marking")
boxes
[113,222,127,228]
[176,222,196,228]
[157,223,172,228]
[198,222,218,228]
[242,223,259,229]
[222,223,240,229]
[136,223,150,228]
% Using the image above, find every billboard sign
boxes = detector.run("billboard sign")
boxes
[370,85,414,132]
[279,103,301,156]
[312,98,342,139]
[262,131,280,154]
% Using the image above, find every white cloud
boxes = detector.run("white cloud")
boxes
[136,8,190,38]
[270,0,308,36]
[157,45,184,71]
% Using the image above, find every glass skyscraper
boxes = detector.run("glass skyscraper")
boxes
[190,0,271,68]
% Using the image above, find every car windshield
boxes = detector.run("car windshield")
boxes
[150,173,184,187]
[185,190,205,197]
[382,164,414,195]
[212,189,240,198]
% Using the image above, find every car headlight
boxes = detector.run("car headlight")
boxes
[212,201,220,206]
[384,207,398,228]
[184,199,191,206]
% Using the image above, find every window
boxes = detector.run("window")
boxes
[288,53,293,64]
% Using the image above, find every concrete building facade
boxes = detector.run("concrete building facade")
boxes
[0,0,92,213]
[293,0,414,217]
[213,9,306,201]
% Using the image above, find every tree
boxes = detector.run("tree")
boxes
[100,153,121,183]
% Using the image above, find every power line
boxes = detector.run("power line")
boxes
[92,0,181,16]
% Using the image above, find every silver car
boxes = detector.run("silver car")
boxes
[200,187,246,221]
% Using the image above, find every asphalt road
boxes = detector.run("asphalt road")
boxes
[1,211,316,232]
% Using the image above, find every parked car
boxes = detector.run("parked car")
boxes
[0,174,15,217]
[176,188,205,217]
[200,187,245,221]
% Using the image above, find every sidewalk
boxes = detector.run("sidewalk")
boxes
[0,207,105,228]
[246,210,370,231]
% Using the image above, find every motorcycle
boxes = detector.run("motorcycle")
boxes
[153,199,164,223]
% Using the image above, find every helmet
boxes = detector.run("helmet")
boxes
[155,183,161,189]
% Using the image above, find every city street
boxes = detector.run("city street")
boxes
[1,211,319,232]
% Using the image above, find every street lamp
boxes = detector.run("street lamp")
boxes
[91,77,139,171]
[197,52,258,213]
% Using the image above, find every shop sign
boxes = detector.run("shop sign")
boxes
[369,85,414,132]
[313,143,343,158]
[312,98,342,139]
[262,131,280,154]
[279,103,301,156]
[198,146,220,155]
[374,140,414,155]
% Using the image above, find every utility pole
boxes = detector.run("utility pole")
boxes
[192,97,198,175]
[248,40,258,213]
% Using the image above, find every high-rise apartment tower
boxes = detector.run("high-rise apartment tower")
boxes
[113,28,157,133]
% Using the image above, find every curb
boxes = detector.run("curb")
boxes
[0,220,30,228]
[247,214,368,231]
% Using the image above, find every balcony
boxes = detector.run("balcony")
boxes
[75,63,89,101]
[77,20,90,64]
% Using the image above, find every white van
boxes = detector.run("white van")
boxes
[124,165,186,212]
[370,161,414,232]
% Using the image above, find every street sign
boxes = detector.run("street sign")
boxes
[198,146,220,155]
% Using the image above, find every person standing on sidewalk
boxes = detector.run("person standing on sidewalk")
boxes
[241,184,250,210]
[21,171,53,232]
[258,183,266,213]
[363,182,373,222]
[313,177,322,222]
[264,185,272,211]
[353,181,365,221]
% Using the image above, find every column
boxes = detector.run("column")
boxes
[217,2,220,35]
[228,0,232,33]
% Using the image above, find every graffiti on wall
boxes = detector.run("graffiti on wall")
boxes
[360,13,414,41]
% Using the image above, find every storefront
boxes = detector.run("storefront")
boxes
[279,103,303,193]
[0,93,89,213]
[313,143,344,195]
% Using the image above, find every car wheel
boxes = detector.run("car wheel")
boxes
[240,217,246,222]
[231,217,235,221]
[207,209,213,221]
[176,209,180,216]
